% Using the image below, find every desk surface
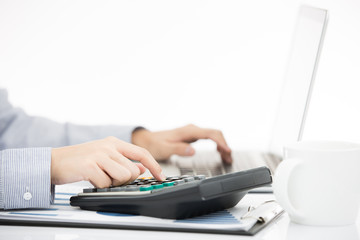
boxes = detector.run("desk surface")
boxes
[1,193,359,240]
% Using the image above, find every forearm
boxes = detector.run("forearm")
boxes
[0,89,137,149]
[0,148,54,210]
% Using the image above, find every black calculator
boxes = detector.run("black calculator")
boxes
[70,167,272,219]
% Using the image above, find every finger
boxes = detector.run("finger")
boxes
[178,125,232,153]
[111,139,165,181]
[200,129,231,153]
[178,125,232,163]
[98,157,134,186]
[167,142,195,157]
[88,163,112,188]
[107,150,141,182]
[177,124,231,152]
[135,163,146,175]
[217,145,233,164]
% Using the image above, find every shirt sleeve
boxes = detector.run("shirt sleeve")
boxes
[0,148,54,210]
[0,88,138,149]
[0,89,141,209]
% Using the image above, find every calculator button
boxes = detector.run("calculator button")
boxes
[154,180,169,184]
[150,181,163,185]
[152,184,164,189]
[128,181,139,185]
[194,175,206,180]
[140,185,153,191]
[83,188,96,193]
[110,187,126,192]
[144,179,157,184]
[125,186,141,191]
[174,179,185,185]
[184,177,195,182]
[139,177,154,180]
[162,180,172,183]
[97,188,110,192]
[167,176,180,180]
[180,175,191,179]
[163,182,175,187]
[169,178,181,181]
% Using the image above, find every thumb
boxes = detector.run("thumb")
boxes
[170,143,195,156]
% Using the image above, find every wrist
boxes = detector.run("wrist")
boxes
[132,128,152,148]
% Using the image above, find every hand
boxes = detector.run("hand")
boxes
[51,136,165,188]
[132,124,232,163]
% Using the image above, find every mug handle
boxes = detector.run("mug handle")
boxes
[273,158,304,218]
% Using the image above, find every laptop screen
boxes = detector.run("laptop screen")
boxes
[269,6,328,156]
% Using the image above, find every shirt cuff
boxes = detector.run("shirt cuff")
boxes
[0,148,53,209]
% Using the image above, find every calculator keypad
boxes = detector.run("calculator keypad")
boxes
[82,175,206,194]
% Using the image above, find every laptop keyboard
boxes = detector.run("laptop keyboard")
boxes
[172,151,281,177]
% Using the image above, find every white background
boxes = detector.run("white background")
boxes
[0,0,359,150]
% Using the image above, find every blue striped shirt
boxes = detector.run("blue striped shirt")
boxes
[0,148,53,209]
[0,89,136,209]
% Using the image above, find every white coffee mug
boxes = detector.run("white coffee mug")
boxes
[273,140,360,226]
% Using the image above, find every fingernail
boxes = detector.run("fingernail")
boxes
[185,146,194,155]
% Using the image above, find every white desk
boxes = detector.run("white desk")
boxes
[1,193,359,240]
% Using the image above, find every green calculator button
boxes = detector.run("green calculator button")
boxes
[140,185,153,191]
[152,184,164,189]
[163,182,174,187]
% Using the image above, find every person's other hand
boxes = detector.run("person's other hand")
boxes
[51,137,165,188]
[132,124,232,164]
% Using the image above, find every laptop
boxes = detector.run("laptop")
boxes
[159,6,328,192]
